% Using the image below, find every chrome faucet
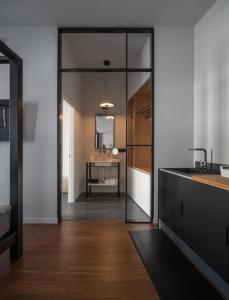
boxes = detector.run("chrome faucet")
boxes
[189,148,207,169]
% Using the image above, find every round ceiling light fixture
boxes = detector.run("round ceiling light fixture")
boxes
[100,102,114,109]
[99,60,115,111]
[105,115,114,120]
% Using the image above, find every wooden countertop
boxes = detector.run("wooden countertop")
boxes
[192,175,229,191]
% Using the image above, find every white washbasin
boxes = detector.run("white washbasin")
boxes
[94,162,112,167]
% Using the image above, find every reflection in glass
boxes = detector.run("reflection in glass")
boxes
[128,33,151,68]
[128,75,152,146]
[126,71,152,223]
[127,146,151,173]
[127,146,152,222]
[95,114,114,149]
[62,33,126,69]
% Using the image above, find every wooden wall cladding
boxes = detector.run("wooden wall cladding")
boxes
[128,146,152,174]
[127,79,152,174]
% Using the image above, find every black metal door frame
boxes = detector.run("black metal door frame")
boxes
[0,40,23,258]
[57,28,154,223]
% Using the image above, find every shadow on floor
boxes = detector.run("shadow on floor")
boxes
[130,229,223,300]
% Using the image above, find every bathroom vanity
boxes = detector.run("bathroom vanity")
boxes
[159,168,229,283]
[86,160,120,197]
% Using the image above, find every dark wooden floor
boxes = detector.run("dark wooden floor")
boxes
[0,222,159,300]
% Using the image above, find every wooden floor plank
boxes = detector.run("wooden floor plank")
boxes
[0,221,159,300]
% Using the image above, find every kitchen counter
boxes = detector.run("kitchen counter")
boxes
[160,168,229,191]
[159,168,229,285]
[192,175,229,191]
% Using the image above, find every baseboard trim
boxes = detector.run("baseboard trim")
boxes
[153,217,158,224]
[23,218,58,224]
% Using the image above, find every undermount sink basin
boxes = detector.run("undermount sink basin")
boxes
[168,168,217,175]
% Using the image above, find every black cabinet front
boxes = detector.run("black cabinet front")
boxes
[159,170,229,282]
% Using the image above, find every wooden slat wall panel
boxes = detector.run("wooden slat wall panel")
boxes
[127,79,152,173]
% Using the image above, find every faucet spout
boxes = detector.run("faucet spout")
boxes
[189,148,207,169]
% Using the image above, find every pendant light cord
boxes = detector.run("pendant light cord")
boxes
[105,72,108,100]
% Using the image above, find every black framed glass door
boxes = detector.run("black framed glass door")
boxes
[58,28,154,223]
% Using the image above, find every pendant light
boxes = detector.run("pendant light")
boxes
[105,115,114,120]
[99,60,114,110]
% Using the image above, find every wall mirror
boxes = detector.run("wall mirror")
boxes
[95,114,114,149]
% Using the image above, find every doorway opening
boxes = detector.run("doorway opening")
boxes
[58,28,154,223]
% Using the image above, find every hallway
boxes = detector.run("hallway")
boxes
[0,222,159,300]
[62,193,152,222]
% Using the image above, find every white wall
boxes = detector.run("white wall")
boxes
[62,73,83,199]
[128,36,151,99]
[154,27,194,222]
[62,100,70,193]
[0,64,10,204]
[194,0,229,165]
[0,27,58,223]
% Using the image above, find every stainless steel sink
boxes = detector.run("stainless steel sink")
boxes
[168,168,217,175]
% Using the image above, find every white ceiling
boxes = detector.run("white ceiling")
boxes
[0,0,216,27]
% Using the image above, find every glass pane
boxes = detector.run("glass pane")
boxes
[126,145,152,222]
[127,146,151,173]
[62,33,126,69]
[127,72,152,145]
[128,33,151,68]
[61,72,126,220]
[0,63,10,205]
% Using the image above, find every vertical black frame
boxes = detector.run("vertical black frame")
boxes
[57,28,154,223]
[0,40,23,258]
